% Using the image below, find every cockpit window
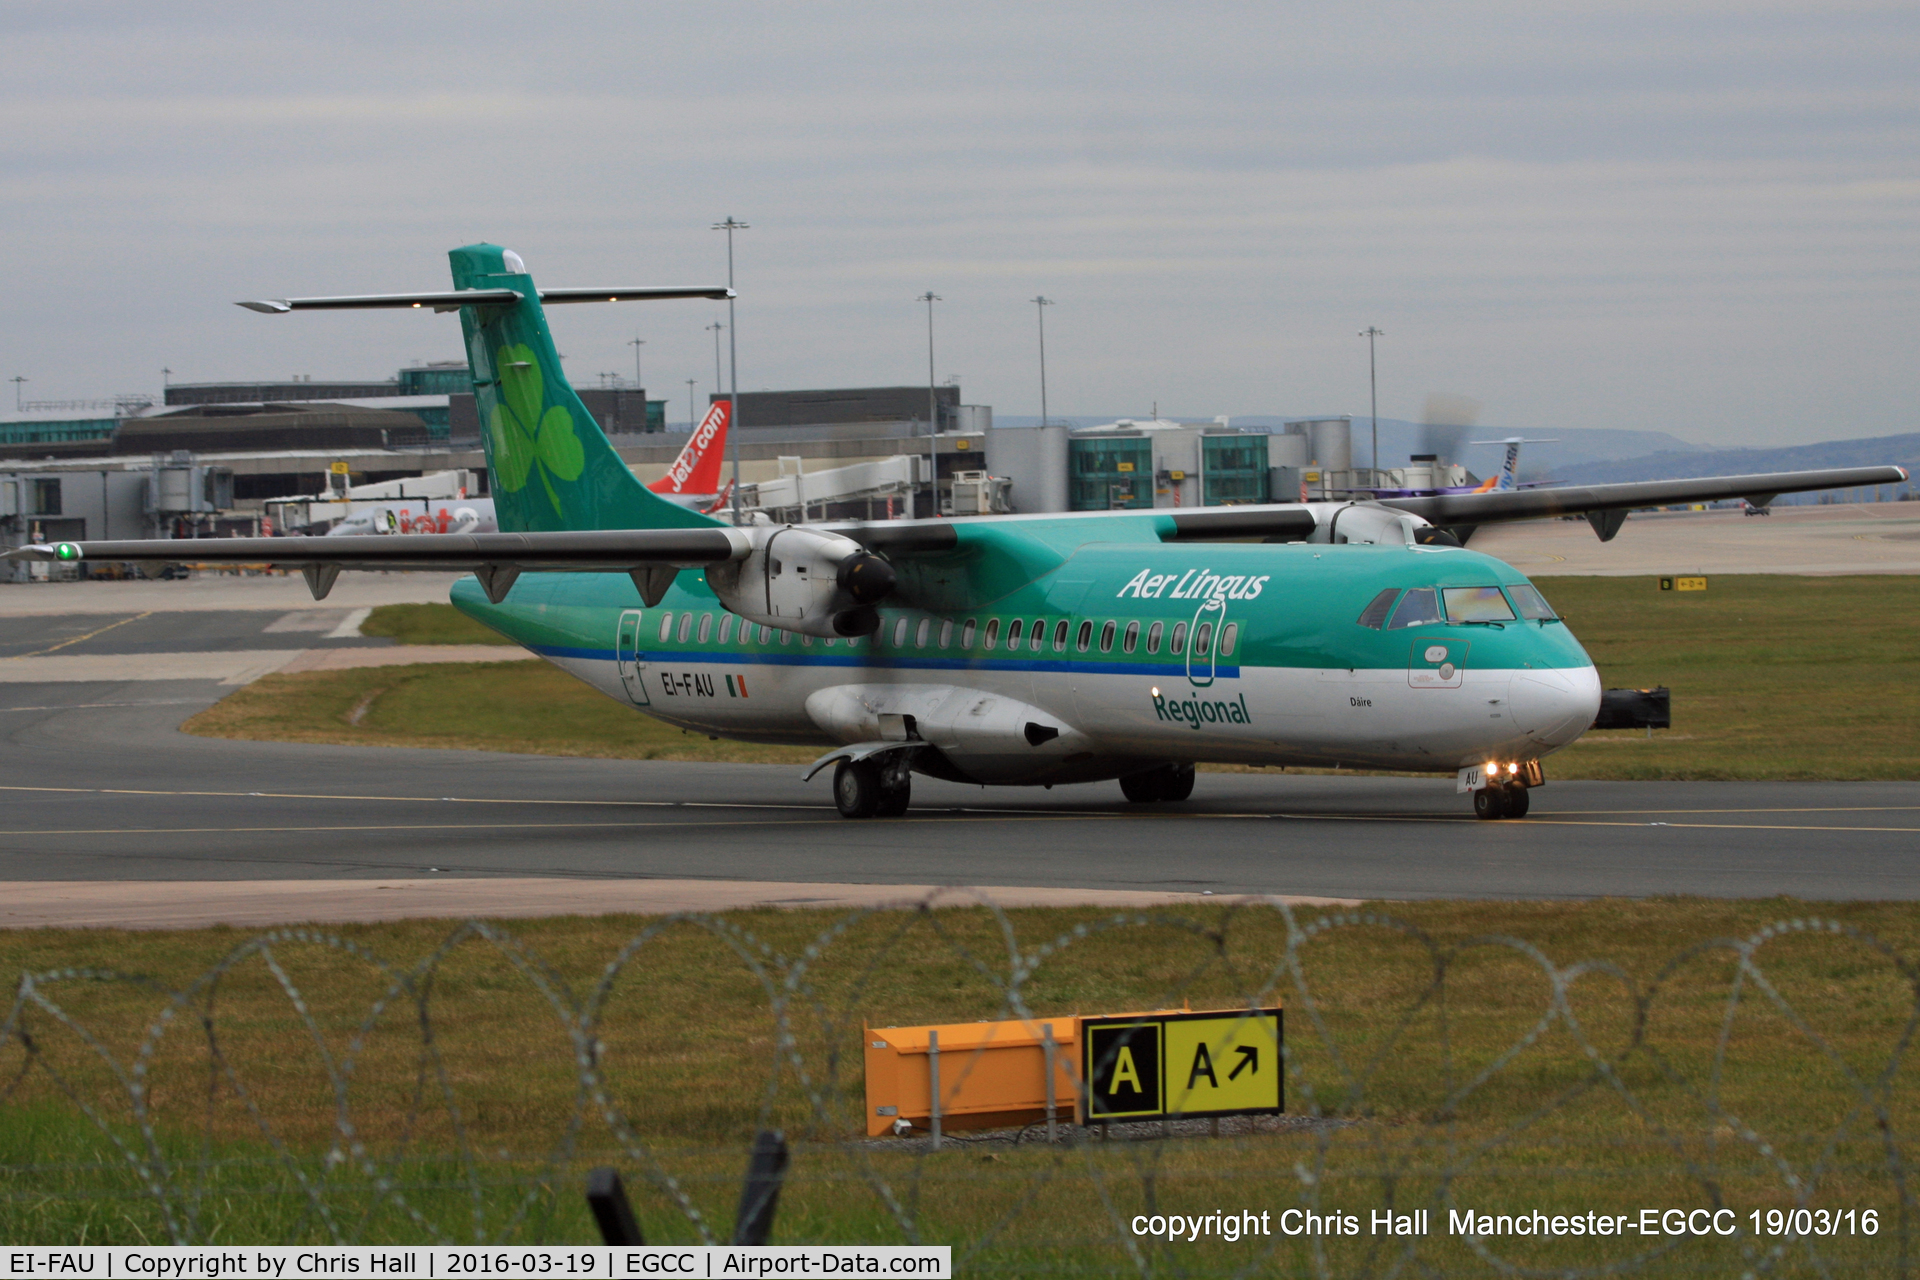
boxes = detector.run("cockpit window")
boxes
[1506,583,1558,620]
[1443,586,1517,623]
[1386,587,1442,629]
[1357,588,1399,629]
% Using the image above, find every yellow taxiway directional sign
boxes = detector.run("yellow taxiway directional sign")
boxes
[1081,1008,1282,1123]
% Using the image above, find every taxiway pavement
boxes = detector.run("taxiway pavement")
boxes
[0,576,1914,915]
[0,677,1913,906]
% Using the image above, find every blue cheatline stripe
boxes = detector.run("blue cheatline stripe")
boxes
[529,642,1238,679]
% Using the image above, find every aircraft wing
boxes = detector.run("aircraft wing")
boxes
[1378,465,1909,540]
[5,527,751,606]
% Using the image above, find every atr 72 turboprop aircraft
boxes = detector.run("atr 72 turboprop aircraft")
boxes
[12,245,1906,821]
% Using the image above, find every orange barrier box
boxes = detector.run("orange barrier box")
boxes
[863,1016,1083,1137]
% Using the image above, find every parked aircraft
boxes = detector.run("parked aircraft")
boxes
[13,245,1906,821]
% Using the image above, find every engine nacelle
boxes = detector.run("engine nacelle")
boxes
[1306,502,1440,546]
[706,525,895,638]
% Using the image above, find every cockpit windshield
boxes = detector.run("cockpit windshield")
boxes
[1443,586,1517,623]
[1386,588,1442,629]
[1506,583,1559,620]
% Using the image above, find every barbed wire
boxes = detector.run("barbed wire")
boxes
[2,893,1915,1277]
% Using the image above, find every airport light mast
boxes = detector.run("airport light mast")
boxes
[1032,295,1054,427]
[1359,326,1384,482]
[920,290,942,517]
[627,336,645,389]
[685,378,696,432]
[711,217,748,522]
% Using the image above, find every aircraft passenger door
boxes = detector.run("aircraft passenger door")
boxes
[1187,595,1224,688]
[616,609,651,705]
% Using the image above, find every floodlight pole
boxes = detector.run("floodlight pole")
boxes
[627,336,645,389]
[712,218,749,522]
[9,376,25,412]
[685,378,696,431]
[1359,327,1384,482]
[919,291,941,517]
[1032,296,1054,427]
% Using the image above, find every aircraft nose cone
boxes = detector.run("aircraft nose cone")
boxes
[1511,666,1602,747]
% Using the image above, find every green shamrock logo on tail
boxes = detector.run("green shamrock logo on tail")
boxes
[487,343,585,517]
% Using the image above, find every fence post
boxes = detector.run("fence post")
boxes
[585,1167,645,1245]
[732,1129,789,1245]
[928,1027,942,1150]
[1041,1022,1057,1145]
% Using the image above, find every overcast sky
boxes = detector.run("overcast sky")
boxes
[4,1,1915,448]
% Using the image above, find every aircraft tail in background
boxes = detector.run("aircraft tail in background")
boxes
[649,399,731,502]
[1469,438,1558,492]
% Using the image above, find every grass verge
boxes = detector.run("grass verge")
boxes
[196,577,1920,779]
[3,897,1914,1268]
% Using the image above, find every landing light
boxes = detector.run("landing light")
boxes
[1485,761,1497,774]
[1150,686,1161,698]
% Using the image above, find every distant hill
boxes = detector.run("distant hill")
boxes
[1543,432,1920,502]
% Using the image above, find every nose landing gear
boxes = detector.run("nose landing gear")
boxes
[1473,782,1531,821]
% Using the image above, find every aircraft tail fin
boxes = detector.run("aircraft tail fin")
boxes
[649,399,731,498]
[1469,437,1558,493]
[448,243,720,533]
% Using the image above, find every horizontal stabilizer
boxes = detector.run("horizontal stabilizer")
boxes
[238,286,732,314]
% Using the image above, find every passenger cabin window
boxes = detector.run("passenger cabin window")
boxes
[677,613,693,643]
[718,615,734,644]
[779,629,791,645]
[1357,588,1399,629]
[1099,620,1116,652]
[1507,584,1559,620]
[1443,586,1517,623]
[893,617,910,646]
[1052,619,1069,651]
[939,619,953,648]
[961,619,977,648]
[658,612,674,642]
[802,633,813,646]
[1030,619,1045,651]
[1007,618,1024,648]
[697,614,713,644]
[1193,621,1213,657]
[1146,621,1164,653]
[1123,621,1140,653]
[1386,588,1442,630]
[1170,622,1187,654]
[1075,620,1093,652]
[984,619,1001,650]
[1220,622,1238,656]
[916,618,930,647]
[760,625,773,644]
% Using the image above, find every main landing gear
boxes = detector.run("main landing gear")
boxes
[1119,762,1196,804]
[1473,782,1531,821]
[833,755,912,819]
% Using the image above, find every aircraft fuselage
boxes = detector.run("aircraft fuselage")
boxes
[454,539,1600,786]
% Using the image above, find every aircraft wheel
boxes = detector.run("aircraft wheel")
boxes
[1473,786,1509,821]
[875,775,912,818]
[1119,771,1165,803]
[1161,763,1196,802]
[1503,783,1530,819]
[833,759,883,819]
